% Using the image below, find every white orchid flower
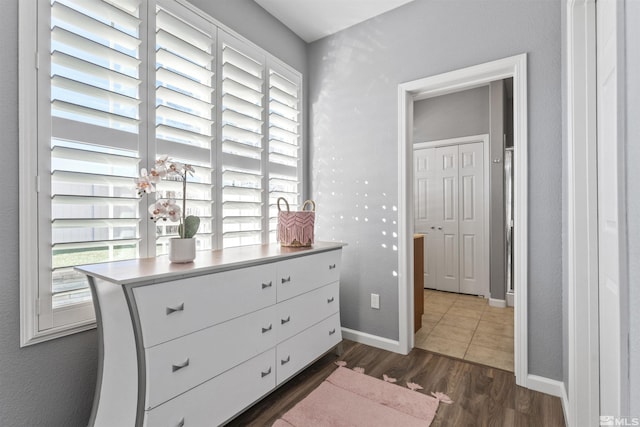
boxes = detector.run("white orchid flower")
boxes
[135,169,156,195]
[148,168,162,183]
[166,202,182,222]
[148,200,168,221]
[155,154,169,166]
[168,161,185,176]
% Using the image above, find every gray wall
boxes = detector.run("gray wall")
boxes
[626,0,640,415]
[489,81,506,302]
[560,0,569,396]
[0,1,306,426]
[413,86,489,142]
[309,0,563,380]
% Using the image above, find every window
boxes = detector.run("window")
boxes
[20,0,303,345]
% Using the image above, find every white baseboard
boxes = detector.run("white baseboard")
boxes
[341,327,401,353]
[526,374,565,398]
[506,292,514,307]
[489,298,507,308]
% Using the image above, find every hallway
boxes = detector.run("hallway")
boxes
[415,289,514,372]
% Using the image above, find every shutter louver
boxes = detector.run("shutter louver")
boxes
[268,69,301,242]
[154,5,215,255]
[48,0,142,312]
[221,41,265,248]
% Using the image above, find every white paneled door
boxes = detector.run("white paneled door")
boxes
[414,142,485,295]
[597,0,623,416]
[414,148,438,289]
[458,143,485,295]
[437,145,460,293]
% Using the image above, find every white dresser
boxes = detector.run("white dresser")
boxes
[76,242,345,427]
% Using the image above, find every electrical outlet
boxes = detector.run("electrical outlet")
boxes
[371,293,380,309]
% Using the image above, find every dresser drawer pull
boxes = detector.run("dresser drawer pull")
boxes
[281,355,291,365]
[281,276,291,284]
[281,316,291,325]
[329,264,337,270]
[172,358,190,373]
[261,367,272,378]
[262,281,273,289]
[166,303,185,315]
[327,297,335,303]
[329,328,336,335]
[176,418,185,427]
[262,324,273,333]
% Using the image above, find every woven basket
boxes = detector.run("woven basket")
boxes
[277,197,315,247]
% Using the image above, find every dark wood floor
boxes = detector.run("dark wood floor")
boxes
[228,340,566,426]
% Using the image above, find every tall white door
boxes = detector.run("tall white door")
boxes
[414,142,485,295]
[414,148,438,289]
[597,0,623,416]
[458,143,485,295]
[436,145,460,293]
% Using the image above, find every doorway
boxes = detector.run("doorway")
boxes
[414,136,489,297]
[397,54,528,386]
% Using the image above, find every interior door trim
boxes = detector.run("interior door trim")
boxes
[397,54,528,388]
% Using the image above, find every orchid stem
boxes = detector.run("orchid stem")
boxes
[182,170,187,238]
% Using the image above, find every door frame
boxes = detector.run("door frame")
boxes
[413,134,490,299]
[565,1,599,424]
[397,54,528,386]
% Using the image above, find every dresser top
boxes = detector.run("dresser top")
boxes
[75,241,346,286]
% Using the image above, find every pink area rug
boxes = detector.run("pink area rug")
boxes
[273,367,442,426]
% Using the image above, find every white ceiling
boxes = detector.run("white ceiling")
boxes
[254,0,416,43]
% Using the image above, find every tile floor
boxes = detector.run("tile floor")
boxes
[415,289,515,372]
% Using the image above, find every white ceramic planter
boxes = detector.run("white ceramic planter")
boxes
[168,238,196,263]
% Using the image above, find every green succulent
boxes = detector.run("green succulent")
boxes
[179,215,200,239]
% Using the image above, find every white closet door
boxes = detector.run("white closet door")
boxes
[414,148,438,289]
[436,145,459,293]
[458,142,485,295]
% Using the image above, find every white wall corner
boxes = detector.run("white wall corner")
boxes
[526,374,566,398]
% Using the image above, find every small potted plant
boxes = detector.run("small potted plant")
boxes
[135,156,200,263]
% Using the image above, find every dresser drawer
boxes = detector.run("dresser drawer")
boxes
[276,281,340,343]
[144,305,276,409]
[143,349,276,427]
[133,263,276,347]
[276,313,342,385]
[276,249,341,302]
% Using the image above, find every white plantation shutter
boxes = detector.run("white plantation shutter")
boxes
[26,0,303,343]
[267,66,302,242]
[41,0,143,329]
[154,3,216,255]
[219,35,266,248]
